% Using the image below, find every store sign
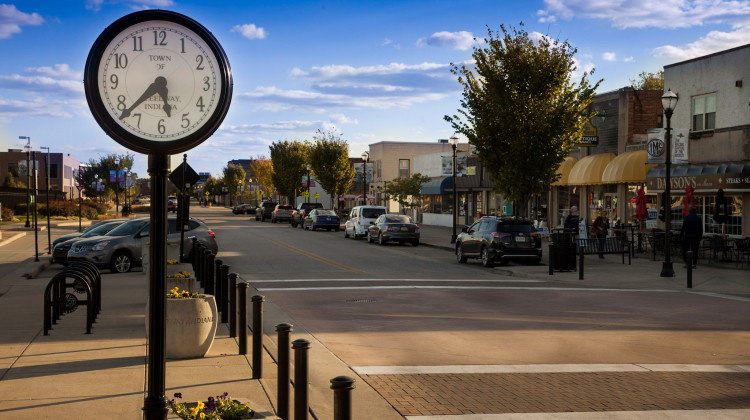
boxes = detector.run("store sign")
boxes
[441,156,468,177]
[647,173,750,192]
[647,128,689,164]
[578,120,598,147]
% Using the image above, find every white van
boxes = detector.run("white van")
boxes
[344,206,387,239]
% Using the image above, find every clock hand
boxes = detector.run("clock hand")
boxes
[119,76,171,119]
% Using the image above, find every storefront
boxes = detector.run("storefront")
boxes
[566,153,616,226]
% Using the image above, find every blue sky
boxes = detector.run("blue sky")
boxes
[2,0,750,179]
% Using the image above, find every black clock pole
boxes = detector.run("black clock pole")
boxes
[143,153,169,420]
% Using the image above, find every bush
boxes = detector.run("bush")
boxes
[132,205,151,213]
[14,200,105,220]
[2,207,14,222]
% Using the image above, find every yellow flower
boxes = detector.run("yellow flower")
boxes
[199,413,205,419]
[196,401,204,410]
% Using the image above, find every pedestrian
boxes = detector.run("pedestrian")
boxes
[564,206,579,230]
[681,206,702,269]
[592,215,608,258]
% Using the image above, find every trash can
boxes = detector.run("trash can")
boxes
[550,228,577,271]
[122,204,131,216]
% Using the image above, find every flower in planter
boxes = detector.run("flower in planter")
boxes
[167,286,203,299]
[167,271,192,279]
[170,392,255,419]
[167,259,179,264]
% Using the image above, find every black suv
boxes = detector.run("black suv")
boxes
[291,202,323,228]
[255,201,278,222]
[455,216,542,267]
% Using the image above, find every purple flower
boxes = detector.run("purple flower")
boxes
[174,392,182,399]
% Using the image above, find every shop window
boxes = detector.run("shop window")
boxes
[49,163,58,178]
[691,94,716,131]
[399,159,410,178]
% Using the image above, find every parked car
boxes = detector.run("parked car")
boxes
[291,202,324,228]
[271,204,293,223]
[455,216,542,267]
[167,199,177,212]
[344,205,387,239]
[67,216,218,273]
[303,209,340,231]
[232,203,255,214]
[52,219,126,248]
[52,219,128,265]
[255,201,277,221]
[366,214,419,246]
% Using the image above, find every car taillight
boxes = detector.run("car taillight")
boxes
[208,231,215,238]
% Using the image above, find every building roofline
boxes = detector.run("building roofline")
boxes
[664,43,750,69]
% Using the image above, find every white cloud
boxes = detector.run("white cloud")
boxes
[0,64,83,97]
[231,23,267,40]
[602,52,617,61]
[416,31,477,50]
[85,0,175,12]
[0,4,43,39]
[542,0,750,29]
[624,56,635,62]
[536,9,557,23]
[652,25,750,60]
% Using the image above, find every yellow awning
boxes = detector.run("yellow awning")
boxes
[551,156,578,186]
[602,150,657,184]
[567,153,616,185]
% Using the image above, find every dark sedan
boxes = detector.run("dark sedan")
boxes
[366,214,419,246]
[455,216,542,267]
[303,209,340,231]
[52,219,128,265]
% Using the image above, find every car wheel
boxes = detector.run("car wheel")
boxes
[311,224,316,231]
[456,245,467,263]
[367,232,373,243]
[291,220,297,228]
[335,227,340,232]
[110,251,132,273]
[378,233,386,246]
[412,240,419,247]
[344,228,349,238]
[481,246,494,268]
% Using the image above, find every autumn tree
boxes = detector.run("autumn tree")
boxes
[384,173,431,214]
[76,153,136,201]
[309,130,355,208]
[269,140,310,205]
[630,70,664,90]
[249,156,275,201]
[2,172,18,188]
[222,163,246,206]
[445,24,601,215]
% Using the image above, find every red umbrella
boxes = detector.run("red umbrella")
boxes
[682,185,695,216]
[635,188,647,221]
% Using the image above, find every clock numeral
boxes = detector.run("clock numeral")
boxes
[114,53,128,69]
[195,55,205,71]
[110,74,119,89]
[180,38,185,53]
[153,30,167,46]
[181,113,190,128]
[203,76,210,91]
[133,36,143,51]
[196,96,205,112]
[117,95,127,111]
[158,119,166,134]
[133,113,142,128]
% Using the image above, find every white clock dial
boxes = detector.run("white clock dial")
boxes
[97,21,221,141]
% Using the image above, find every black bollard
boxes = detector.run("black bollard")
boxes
[205,251,215,295]
[579,245,584,281]
[214,258,223,315]
[548,243,554,276]
[292,339,311,420]
[196,244,206,289]
[687,250,693,289]
[276,323,293,420]
[251,295,265,379]
[220,264,229,324]
[330,376,356,420]
[229,272,238,337]
[238,281,249,355]
[189,237,197,264]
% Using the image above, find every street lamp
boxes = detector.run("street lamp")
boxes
[114,158,120,217]
[124,167,130,216]
[449,135,460,243]
[40,146,51,254]
[660,88,678,277]
[19,136,31,227]
[306,164,311,204]
[361,151,369,205]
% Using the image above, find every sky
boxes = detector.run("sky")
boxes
[2,0,750,180]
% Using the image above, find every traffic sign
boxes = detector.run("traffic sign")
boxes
[76,185,84,192]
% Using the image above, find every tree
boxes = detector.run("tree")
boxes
[384,173,431,214]
[249,156,274,201]
[630,70,664,90]
[445,24,601,216]
[269,140,310,205]
[2,172,17,188]
[223,164,246,206]
[76,153,135,201]
[309,130,355,208]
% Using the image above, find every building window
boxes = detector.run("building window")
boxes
[398,159,410,178]
[377,160,382,178]
[692,94,715,131]
[49,163,58,178]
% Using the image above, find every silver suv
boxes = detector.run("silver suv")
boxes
[67,216,218,273]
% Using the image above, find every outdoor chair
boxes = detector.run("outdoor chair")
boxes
[734,238,750,268]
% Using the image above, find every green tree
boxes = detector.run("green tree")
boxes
[249,156,274,201]
[2,172,17,188]
[445,24,601,216]
[309,130,355,208]
[76,153,135,202]
[384,173,431,213]
[223,163,246,206]
[630,70,664,90]
[202,176,217,202]
[269,140,310,205]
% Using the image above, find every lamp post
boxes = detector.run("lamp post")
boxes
[32,150,39,262]
[40,146,51,254]
[124,167,130,216]
[114,158,120,217]
[361,151,369,205]
[660,89,678,278]
[449,135,459,243]
[19,136,31,227]
[306,164,311,204]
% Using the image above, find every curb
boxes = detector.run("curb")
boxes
[0,232,26,247]
[22,257,53,279]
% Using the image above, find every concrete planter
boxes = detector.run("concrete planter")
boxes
[166,276,198,294]
[142,243,183,274]
[165,295,218,359]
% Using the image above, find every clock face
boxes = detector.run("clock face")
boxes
[85,11,232,154]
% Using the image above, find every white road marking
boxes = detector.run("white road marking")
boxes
[352,364,750,375]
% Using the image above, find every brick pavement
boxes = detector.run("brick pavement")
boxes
[363,371,750,416]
